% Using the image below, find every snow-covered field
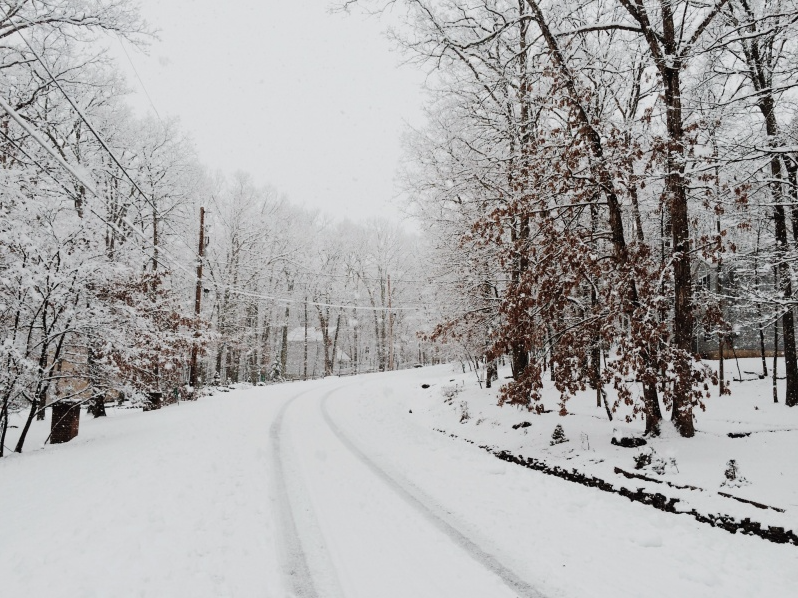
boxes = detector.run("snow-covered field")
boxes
[1,364,796,597]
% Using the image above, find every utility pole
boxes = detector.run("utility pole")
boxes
[388,274,393,371]
[188,206,205,392]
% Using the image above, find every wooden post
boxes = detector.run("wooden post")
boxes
[188,206,205,391]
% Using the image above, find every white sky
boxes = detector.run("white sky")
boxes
[110,1,425,223]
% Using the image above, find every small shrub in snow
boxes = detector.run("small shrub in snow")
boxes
[650,459,667,476]
[269,359,283,382]
[550,424,568,445]
[459,400,470,423]
[651,457,679,475]
[634,448,678,475]
[441,385,461,404]
[634,450,653,470]
[721,459,751,488]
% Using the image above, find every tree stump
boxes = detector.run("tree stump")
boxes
[50,401,80,444]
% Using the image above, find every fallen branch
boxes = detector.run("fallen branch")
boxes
[718,492,785,513]
[613,467,701,491]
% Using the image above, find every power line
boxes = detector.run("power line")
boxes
[0,12,433,315]
[209,286,427,312]
[116,32,164,126]
[0,92,192,276]
[0,101,429,313]
[1,6,161,216]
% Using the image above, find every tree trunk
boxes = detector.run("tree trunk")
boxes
[662,66,695,437]
[717,227,725,396]
[773,313,780,404]
[88,394,107,418]
[14,394,39,453]
[374,303,385,372]
[260,306,271,382]
[0,395,10,458]
[643,382,662,436]
[734,0,798,405]
[760,326,768,378]
[486,360,497,389]
[754,227,768,378]
[510,6,532,381]
[761,99,798,407]
[525,0,663,434]
[303,298,308,380]
[331,312,342,375]
[352,310,359,374]
[280,304,290,377]
[719,337,725,396]
[320,312,333,377]
[215,344,224,384]
[17,310,59,452]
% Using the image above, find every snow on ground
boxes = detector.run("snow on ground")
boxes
[0,381,327,598]
[1,364,796,597]
[333,366,798,597]
[406,359,798,533]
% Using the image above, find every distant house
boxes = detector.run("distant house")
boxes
[692,259,778,359]
[285,326,350,379]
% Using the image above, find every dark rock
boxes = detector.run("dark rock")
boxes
[421,384,431,389]
[611,436,647,448]
[512,421,532,430]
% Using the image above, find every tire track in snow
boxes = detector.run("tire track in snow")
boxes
[270,388,345,598]
[320,391,547,598]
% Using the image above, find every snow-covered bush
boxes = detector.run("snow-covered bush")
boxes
[634,450,653,470]
[634,448,678,475]
[550,424,568,445]
[721,459,751,488]
[269,360,284,382]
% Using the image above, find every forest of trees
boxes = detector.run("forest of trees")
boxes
[0,0,438,455]
[4,0,798,455]
[350,0,798,438]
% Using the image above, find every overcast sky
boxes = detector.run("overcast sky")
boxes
[111,1,425,223]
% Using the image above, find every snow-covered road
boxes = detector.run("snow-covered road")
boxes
[2,366,796,597]
[273,384,539,598]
